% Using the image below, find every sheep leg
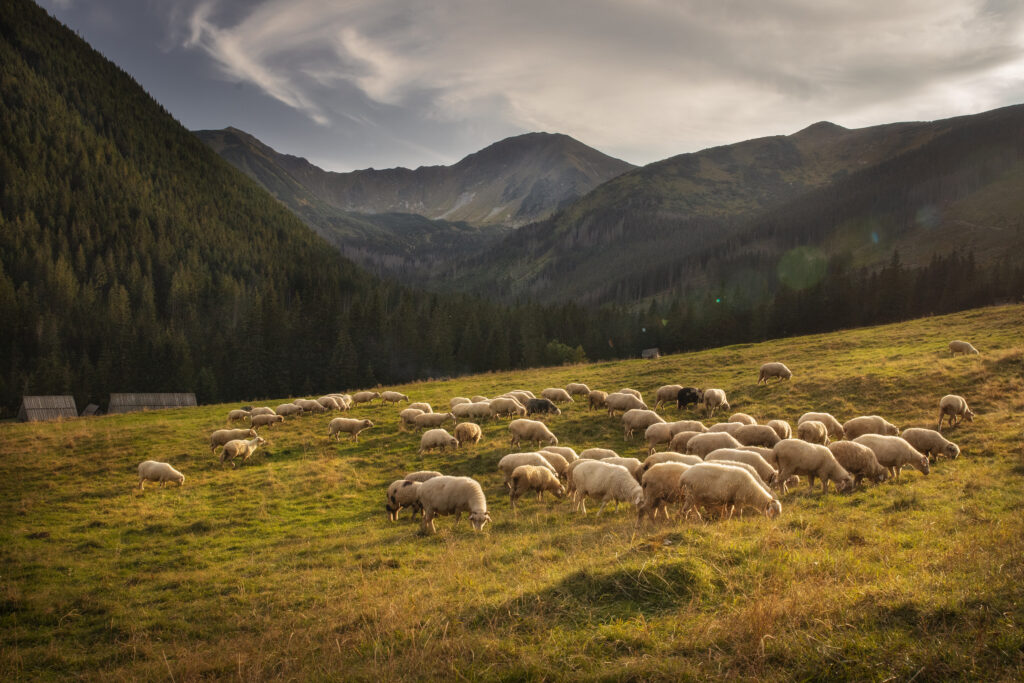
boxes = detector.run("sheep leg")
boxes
[596,500,608,516]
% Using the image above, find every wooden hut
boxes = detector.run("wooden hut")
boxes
[641,347,661,360]
[18,395,78,422]
[107,393,197,414]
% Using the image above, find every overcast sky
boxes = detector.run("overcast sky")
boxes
[40,0,1024,172]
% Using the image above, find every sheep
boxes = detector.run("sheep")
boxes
[137,460,185,489]
[331,394,353,410]
[578,447,619,460]
[316,396,342,411]
[644,422,676,454]
[249,406,276,417]
[209,428,258,452]
[418,428,459,455]
[509,465,564,510]
[796,420,829,445]
[728,413,757,425]
[275,403,303,417]
[772,439,854,494]
[757,362,792,384]
[454,422,483,448]
[853,435,931,479]
[380,391,409,405]
[827,441,890,487]
[220,436,267,467]
[588,390,609,410]
[413,412,456,429]
[250,413,284,429]
[417,475,491,534]
[733,424,781,448]
[937,394,975,431]
[541,387,574,404]
[294,399,326,413]
[571,459,644,516]
[701,388,730,418]
[399,408,425,429]
[489,397,527,419]
[622,409,665,440]
[227,409,250,423]
[654,384,684,410]
[669,430,703,453]
[707,422,743,435]
[525,398,561,417]
[505,390,535,404]
[497,452,558,487]
[540,446,578,462]
[686,432,744,458]
[605,391,648,416]
[843,415,900,439]
[471,395,490,403]
[618,388,643,400]
[640,451,703,478]
[385,479,422,521]
[705,448,778,487]
[565,382,591,397]
[351,390,380,404]
[797,412,845,440]
[452,402,486,420]
[537,450,570,478]
[404,470,443,482]
[603,456,645,481]
[509,418,558,448]
[676,387,704,410]
[679,463,782,521]
[328,417,374,442]
[901,427,960,461]
[408,402,433,413]
[948,340,980,356]
[449,397,471,408]
[639,462,693,521]
[766,419,792,440]
[671,420,707,434]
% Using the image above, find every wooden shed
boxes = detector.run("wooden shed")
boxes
[18,395,79,422]
[107,393,197,414]
[641,347,661,360]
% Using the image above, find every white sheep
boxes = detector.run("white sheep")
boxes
[540,446,578,462]
[331,394,353,410]
[796,420,829,445]
[541,387,574,404]
[669,430,703,453]
[766,419,792,440]
[413,412,456,429]
[327,417,374,441]
[538,450,570,478]
[640,451,703,478]
[733,424,781,448]
[639,462,692,521]
[707,422,743,435]
[827,441,890,487]
[404,470,443,482]
[408,402,433,413]
[220,436,267,467]
[417,475,491,534]
[757,362,792,384]
[797,412,845,440]
[644,422,676,454]
[454,422,483,448]
[843,415,900,439]
[505,390,535,404]
[571,459,644,516]
[380,391,409,405]
[137,460,185,489]
[249,407,276,417]
[250,414,284,429]
[901,427,960,460]
[618,388,643,399]
[729,413,757,425]
[399,408,425,429]
[209,428,258,452]
[937,394,975,431]
[351,391,380,404]
[602,456,645,482]
[772,439,853,494]
[701,388,730,418]
[294,399,326,413]
[604,391,648,416]
[385,479,422,521]
[497,452,558,487]
[852,435,930,479]
[471,395,490,403]
[705,448,778,487]
[654,384,684,410]
[578,447,619,460]
[588,390,609,410]
[509,418,558,448]
[227,409,250,423]
[686,432,744,458]
[275,403,303,417]
[622,409,666,440]
[316,396,342,411]
[509,465,564,510]
[948,340,980,357]
[565,383,592,397]
[449,397,471,408]
[418,428,459,455]
[489,397,527,419]
[679,463,782,521]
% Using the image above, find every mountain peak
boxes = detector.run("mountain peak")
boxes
[792,120,848,140]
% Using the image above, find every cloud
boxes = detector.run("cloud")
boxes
[180,0,1024,165]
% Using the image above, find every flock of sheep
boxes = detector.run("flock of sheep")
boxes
[137,340,980,539]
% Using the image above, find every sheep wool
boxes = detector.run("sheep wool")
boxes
[418,428,459,455]
[417,476,491,534]
[138,461,185,489]
[386,479,423,521]
[509,465,564,509]
[571,459,644,516]
[679,463,781,521]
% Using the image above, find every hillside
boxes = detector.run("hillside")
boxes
[1,304,1022,679]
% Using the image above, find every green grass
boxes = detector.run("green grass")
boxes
[2,304,1024,680]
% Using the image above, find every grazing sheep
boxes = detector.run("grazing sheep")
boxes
[640,462,693,521]
[413,412,456,429]
[220,436,267,467]
[489,397,527,419]
[734,424,781,448]
[772,439,853,494]
[827,441,890,487]
[843,415,900,439]
[227,409,250,423]
[618,388,643,399]
[671,420,708,434]
[679,463,782,521]
[707,422,743,435]
[249,407,276,417]
[316,396,342,411]
[505,390,535,405]
[275,403,303,417]
[565,382,592,397]
[603,456,644,481]
[796,420,829,445]
[676,387,704,410]
[797,412,845,440]
[729,413,757,425]
[588,390,609,410]
[381,391,409,405]
[328,417,374,441]
[209,428,258,452]
[137,461,185,489]
[405,471,443,483]
[686,432,744,458]
[937,394,975,431]
[622,409,666,440]
[654,384,684,410]
[331,394,353,410]
[250,414,284,429]
[385,479,422,521]
[449,397,471,408]
[605,391,648,416]
[645,422,676,454]
[525,398,562,417]
[669,430,703,453]
[571,459,644,516]
[757,362,792,384]
[454,422,483,448]
[853,435,930,479]
[419,428,459,455]
[541,388,574,404]
[417,475,491,534]
[351,391,380,404]
[509,465,564,509]
[453,402,488,420]
[640,451,703,478]
[294,399,326,413]
[702,388,730,418]
[705,448,778,487]
[901,427,960,460]
[578,447,619,460]
[497,452,558,487]
[540,446,578,462]
[509,419,558,448]
[537,450,570,478]
[399,408,425,429]
[408,402,433,413]
[948,340,980,357]
[766,419,792,441]
[471,395,490,403]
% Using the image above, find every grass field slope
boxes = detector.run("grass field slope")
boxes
[2,305,1023,680]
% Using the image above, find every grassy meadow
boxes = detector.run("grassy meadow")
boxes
[2,304,1024,680]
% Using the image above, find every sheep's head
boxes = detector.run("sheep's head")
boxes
[836,475,855,493]
[469,510,491,531]
[548,435,559,445]
[363,420,373,428]
[964,408,975,422]
[946,443,961,459]
[631,491,645,508]
[765,499,782,519]
[885,423,899,436]
[915,455,931,475]
[176,473,185,486]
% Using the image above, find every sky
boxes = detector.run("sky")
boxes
[39,0,1024,173]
